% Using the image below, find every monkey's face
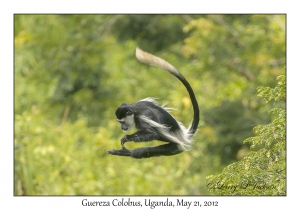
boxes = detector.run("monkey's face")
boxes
[117,113,135,132]
[115,103,135,132]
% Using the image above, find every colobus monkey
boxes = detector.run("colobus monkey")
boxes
[107,47,199,159]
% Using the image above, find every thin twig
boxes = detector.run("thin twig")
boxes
[97,15,122,39]
[61,106,70,126]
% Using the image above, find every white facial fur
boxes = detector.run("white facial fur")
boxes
[117,115,135,132]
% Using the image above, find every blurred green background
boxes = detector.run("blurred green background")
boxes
[14,14,285,195]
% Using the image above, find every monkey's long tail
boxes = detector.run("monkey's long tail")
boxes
[135,47,200,135]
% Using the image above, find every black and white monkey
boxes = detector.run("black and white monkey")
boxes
[107,47,200,159]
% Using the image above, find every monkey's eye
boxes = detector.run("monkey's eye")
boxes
[126,111,133,116]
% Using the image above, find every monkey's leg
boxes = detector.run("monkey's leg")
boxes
[130,143,182,159]
[108,144,182,158]
[121,129,162,146]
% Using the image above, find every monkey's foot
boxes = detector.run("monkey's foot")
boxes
[107,147,132,156]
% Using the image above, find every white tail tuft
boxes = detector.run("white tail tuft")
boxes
[136,47,179,76]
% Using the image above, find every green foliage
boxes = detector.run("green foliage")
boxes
[14,15,285,195]
[181,15,285,165]
[257,75,286,102]
[111,15,188,52]
[206,76,286,195]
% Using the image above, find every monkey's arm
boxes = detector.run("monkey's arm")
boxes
[107,143,182,158]
[120,129,162,146]
[107,129,164,158]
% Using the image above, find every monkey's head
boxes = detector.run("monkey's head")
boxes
[115,103,135,132]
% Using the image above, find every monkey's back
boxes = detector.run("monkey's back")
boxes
[133,100,181,132]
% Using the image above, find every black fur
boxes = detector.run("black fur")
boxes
[116,100,181,133]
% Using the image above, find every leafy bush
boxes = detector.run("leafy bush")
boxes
[206,75,286,195]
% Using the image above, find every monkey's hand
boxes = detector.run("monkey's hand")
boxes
[120,136,130,146]
[107,146,132,156]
